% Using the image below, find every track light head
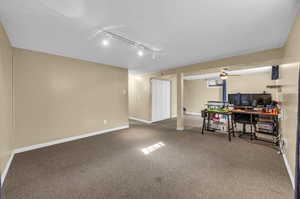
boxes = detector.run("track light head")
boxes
[102,39,109,46]
[137,50,144,57]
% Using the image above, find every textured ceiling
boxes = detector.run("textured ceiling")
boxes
[0,0,299,73]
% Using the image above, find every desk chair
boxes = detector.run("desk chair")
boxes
[232,113,257,140]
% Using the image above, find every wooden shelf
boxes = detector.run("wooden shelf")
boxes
[266,85,282,89]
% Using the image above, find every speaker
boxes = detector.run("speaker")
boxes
[271,65,279,80]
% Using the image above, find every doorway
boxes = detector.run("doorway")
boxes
[151,79,171,122]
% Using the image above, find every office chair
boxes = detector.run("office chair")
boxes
[232,113,257,140]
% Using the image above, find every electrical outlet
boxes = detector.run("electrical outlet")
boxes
[123,89,127,95]
[104,120,107,124]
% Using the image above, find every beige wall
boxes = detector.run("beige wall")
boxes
[276,64,299,180]
[279,10,300,181]
[128,74,152,121]
[227,71,276,96]
[0,24,13,176]
[13,48,128,148]
[184,79,221,113]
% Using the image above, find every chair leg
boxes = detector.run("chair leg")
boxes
[253,124,257,139]
[250,125,253,140]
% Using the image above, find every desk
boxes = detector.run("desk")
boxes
[202,110,235,141]
[231,109,279,144]
[232,109,278,116]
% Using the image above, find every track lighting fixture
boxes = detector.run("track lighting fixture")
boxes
[99,30,161,58]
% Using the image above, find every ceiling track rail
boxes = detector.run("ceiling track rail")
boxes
[102,30,161,53]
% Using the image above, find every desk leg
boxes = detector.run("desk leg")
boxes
[274,116,279,146]
[231,115,235,137]
[207,112,211,131]
[250,114,253,141]
[202,116,205,134]
[253,124,257,139]
[250,125,253,140]
[227,115,231,142]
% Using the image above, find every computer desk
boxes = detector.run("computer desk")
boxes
[231,109,278,116]
[231,109,279,144]
[202,110,235,142]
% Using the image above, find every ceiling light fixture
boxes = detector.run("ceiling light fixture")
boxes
[220,75,228,80]
[101,30,161,59]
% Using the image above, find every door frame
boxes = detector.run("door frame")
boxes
[295,66,300,199]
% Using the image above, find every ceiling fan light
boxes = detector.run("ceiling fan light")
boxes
[220,75,228,80]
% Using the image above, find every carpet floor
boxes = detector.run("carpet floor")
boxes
[3,117,293,199]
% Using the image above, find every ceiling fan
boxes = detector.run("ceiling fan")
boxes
[219,68,240,80]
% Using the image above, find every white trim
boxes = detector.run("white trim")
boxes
[151,119,168,123]
[15,125,129,153]
[172,114,177,118]
[185,112,202,116]
[282,152,295,189]
[176,128,184,131]
[1,152,15,186]
[184,66,272,80]
[129,117,152,124]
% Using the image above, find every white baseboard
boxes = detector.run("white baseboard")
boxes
[282,152,295,189]
[15,125,129,153]
[1,125,129,186]
[129,117,152,124]
[172,114,177,118]
[1,152,15,186]
[185,112,202,116]
[176,128,184,131]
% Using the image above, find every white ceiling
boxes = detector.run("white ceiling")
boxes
[0,0,299,73]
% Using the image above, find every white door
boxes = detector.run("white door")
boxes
[152,79,171,122]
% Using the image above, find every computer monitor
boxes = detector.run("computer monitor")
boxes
[228,93,272,107]
[240,94,251,106]
[228,94,240,106]
[252,93,272,106]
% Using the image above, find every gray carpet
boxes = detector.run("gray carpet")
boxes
[3,117,293,199]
